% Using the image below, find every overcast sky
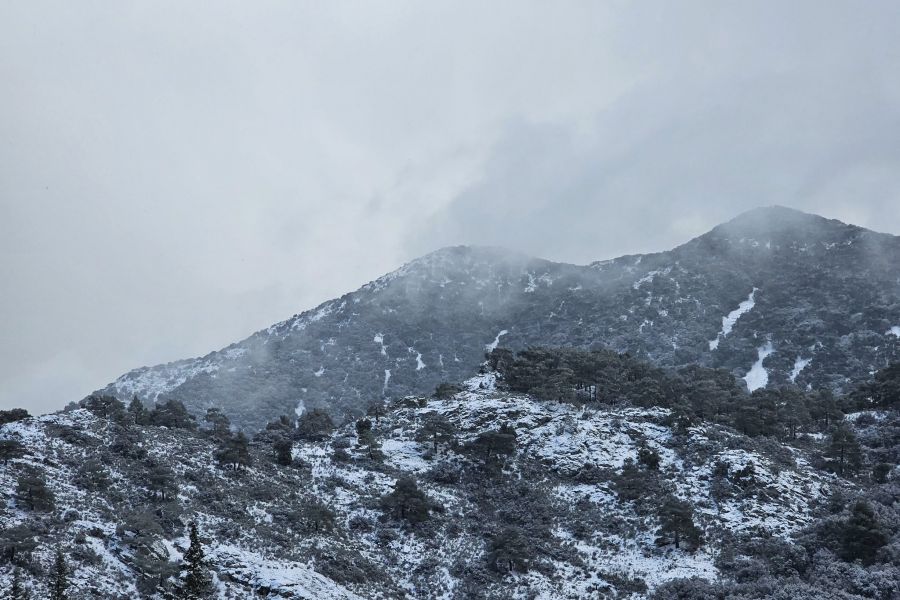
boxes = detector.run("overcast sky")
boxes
[2,1,900,414]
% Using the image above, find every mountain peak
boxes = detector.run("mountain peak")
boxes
[701,205,865,246]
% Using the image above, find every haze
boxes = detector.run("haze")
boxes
[2,1,900,413]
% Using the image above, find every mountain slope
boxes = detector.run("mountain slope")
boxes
[101,207,900,431]
[2,371,849,599]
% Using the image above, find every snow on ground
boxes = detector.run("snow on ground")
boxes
[383,369,391,391]
[381,439,431,474]
[744,341,774,392]
[211,545,364,600]
[790,356,812,383]
[887,326,900,337]
[374,333,388,356]
[709,288,758,351]
[485,330,509,352]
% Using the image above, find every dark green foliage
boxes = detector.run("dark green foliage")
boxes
[272,436,293,466]
[433,382,463,399]
[149,399,196,430]
[837,501,888,565]
[109,424,147,459]
[74,458,111,491]
[486,526,532,573]
[825,423,863,477]
[179,522,212,599]
[15,469,55,512]
[638,445,661,470]
[128,395,150,425]
[295,409,335,441]
[615,459,662,503]
[467,423,516,467]
[651,577,719,599]
[276,500,336,533]
[417,412,456,454]
[655,496,703,550]
[144,460,177,501]
[0,438,26,463]
[80,394,127,423]
[10,566,29,599]
[0,525,38,566]
[215,432,251,470]
[355,418,383,461]
[380,476,437,524]
[51,547,67,600]
[0,408,30,426]
[872,462,892,483]
[203,407,231,439]
[851,362,900,409]
[491,347,668,404]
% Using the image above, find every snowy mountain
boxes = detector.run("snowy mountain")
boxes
[98,206,900,431]
[1,368,870,599]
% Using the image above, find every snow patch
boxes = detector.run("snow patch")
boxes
[744,341,774,392]
[886,326,900,337]
[789,356,811,383]
[313,366,325,377]
[485,330,509,352]
[374,333,388,356]
[709,288,757,351]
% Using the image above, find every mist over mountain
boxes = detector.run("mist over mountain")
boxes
[99,207,900,432]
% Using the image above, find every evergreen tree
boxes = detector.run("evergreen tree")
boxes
[10,566,29,599]
[145,460,177,501]
[15,470,55,512]
[417,413,455,454]
[128,395,149,425]
[179,522,212,599]
[295,409,334,441]
[839,501,888,565]
[655,496,703,550]
[50,547,67,600]
[0,438,26,464]
[215,432,251,470]
[380,476,436,523]
[826,424,863,477]
[272,436,293,466]
[0,408,30,426]
[486,526,532,573]
[203,408,231,439]
[355,418,383,461]
[638,445,661,470]
[148,399,196,430]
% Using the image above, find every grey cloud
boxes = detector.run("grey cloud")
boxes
[2,1,899,413]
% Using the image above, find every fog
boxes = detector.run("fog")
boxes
[2,1,899,413]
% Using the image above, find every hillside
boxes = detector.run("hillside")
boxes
[7,359,891,599]
[98,207,900,431]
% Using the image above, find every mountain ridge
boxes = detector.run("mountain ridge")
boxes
[98,207,900,431]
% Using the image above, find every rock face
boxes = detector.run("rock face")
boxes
[100,206,900,431]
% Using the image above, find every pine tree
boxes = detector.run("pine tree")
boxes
[15,470,55,512]
[826,423,863,477]
[128,395,149,425]
[50,547,67,600]
[215,432,251,470]
[179,522,212,599]
[840,501,888,565]
[203,408,231,439]
[11,567,29,599]
[655,496,703,550]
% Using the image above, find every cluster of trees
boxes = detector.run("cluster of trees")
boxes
[1,546,69,599]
